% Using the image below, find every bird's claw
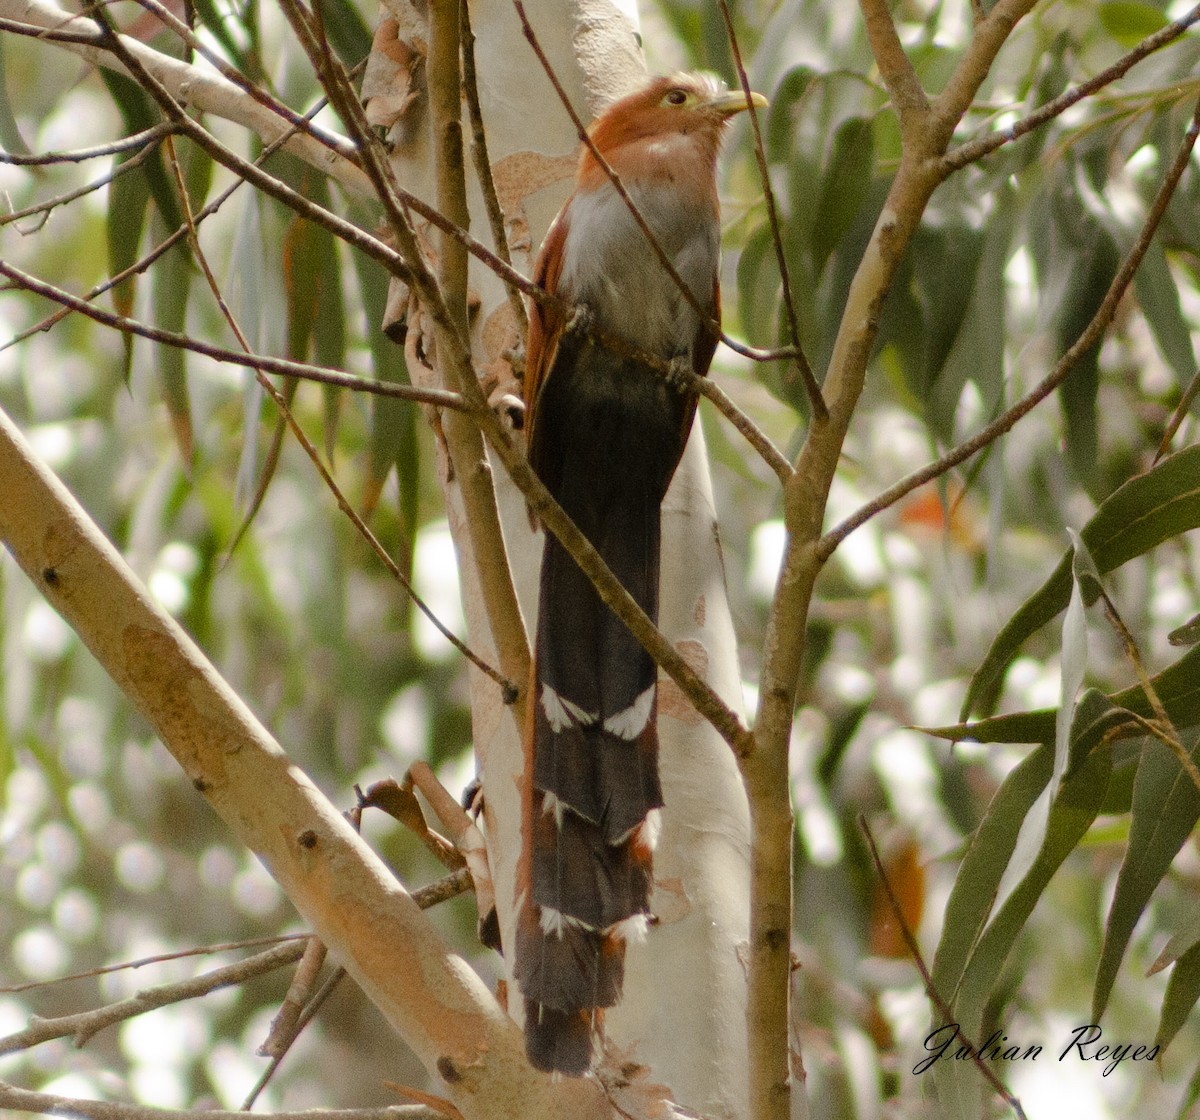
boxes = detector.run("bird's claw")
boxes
[565,303,595,339]
[664,353,696,391]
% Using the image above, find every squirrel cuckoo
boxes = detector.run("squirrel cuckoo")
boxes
[514,72,766,1075]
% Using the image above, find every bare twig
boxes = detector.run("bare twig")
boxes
[1156,365,1200,461]
[0,934,307,994]
[159,136,515,699]
[0,259,465,410]
[716,0,824,421]
[820,92,1200,558]
[0,943,307,1056]
[1,131,167,230]
[460,0,527,337]
[0,1083,444,1120]
[0,123,175,165]
[943,4,1200,173]
[860,818,1028,1120]
[858,0,931,137]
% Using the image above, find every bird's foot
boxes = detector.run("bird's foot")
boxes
[564,302,595,339]
[663,353,696,392]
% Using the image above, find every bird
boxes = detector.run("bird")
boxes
[513,72,767,1076]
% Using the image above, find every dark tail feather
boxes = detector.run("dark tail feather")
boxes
[523,1001,594,1076]
[515,480,665,1073]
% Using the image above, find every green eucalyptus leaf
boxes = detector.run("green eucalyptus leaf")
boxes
[1157,942,1200,1063]
[963,445,1200,718]
[1094,728,1200,1022]
[1134,241,1198,387]
[811,116,873,276]
[1100,1,1170,47]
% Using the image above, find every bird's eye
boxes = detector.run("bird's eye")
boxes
[664,88,688,106]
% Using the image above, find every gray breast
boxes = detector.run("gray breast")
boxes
[560,180,718,358]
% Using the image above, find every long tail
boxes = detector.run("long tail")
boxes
[514,476,664,1075]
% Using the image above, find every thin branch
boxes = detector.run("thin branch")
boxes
[160,136,515,699]
[0,934,307,994]
[244,960,346,1108]
[929,0,1041,150]
[1156,365,1200,461]
[0,1083,443,1120]
[858,0,931,138]
[0,0,370,196]
[820,92,1200,558]
[245,869,474,1110]
[127,0,362,166]
[1092,586,1200,796]
[0,942,307,1056]
[716,0,824,421]
[943,4,1200,173]
[0,123,176,165]
[460,0,527,338]
[0,259,466,410]
[0,131,168,230]
[860,818,1028,1120]
[695,377,792,482]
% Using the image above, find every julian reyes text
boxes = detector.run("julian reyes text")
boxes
[914,1023,1159,1077]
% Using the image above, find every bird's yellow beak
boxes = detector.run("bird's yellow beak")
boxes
[707,88,769,116]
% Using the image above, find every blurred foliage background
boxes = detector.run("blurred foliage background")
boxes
[2,0,1200,1117]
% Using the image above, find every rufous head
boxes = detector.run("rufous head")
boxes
[580,73,768,187]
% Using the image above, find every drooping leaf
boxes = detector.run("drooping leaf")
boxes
[1149,897,1200,977]
[766,66,816,165]
[935,718,1112,1115]
[99,69,182,232]
[933,640,1200,749]
[150,213,194,465]
[1134,241,1198,388]
[0,38,31,156]
[811,116,873,276]
[1100,1,1170,47]
[191,0,249,69]
[922,194,1013,440]
[990,531,1093,913]
[350,242,416,540]
[1155,939,1200,1056]
[107,156,153,375]
[963,444,1200,718]
[1094,728,1200,1022]
[930,742,1054,1016]
[313,0,373,67]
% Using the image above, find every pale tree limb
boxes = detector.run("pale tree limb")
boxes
[745,4,1039,1119]
[0,1085,443,1120]
[0,0,368,195]
[0,404,609,1120]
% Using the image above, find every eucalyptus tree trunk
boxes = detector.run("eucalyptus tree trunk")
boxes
[376,1,752,1114]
